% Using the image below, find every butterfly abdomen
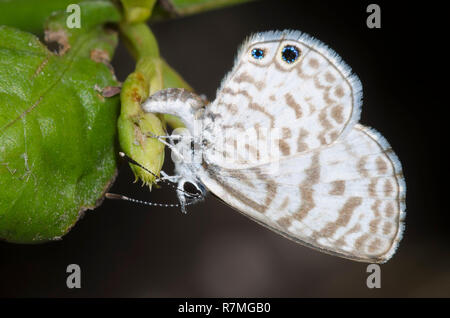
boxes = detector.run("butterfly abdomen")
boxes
[142,88,205,133]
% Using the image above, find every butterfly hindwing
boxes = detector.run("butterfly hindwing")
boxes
[199,124,405,263]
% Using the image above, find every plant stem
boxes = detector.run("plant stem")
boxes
[118,22,165,186]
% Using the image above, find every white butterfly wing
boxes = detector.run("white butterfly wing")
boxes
[203,30,362,169]
[143,30,406,263]
[199,124,406,263]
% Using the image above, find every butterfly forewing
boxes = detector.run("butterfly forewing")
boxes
[203,31,362,169]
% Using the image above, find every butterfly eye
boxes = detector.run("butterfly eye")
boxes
[183,182,199,194]
[281,45,300,64]
[251,48,265,60]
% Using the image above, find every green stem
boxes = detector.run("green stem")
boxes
[121,0,157,24]
[118,22,165,186]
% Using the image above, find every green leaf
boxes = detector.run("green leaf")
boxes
[151,0,255,21]
[0,0,257,33]
[0,0,84,34]
[165,0,254,14]
[0,1,121,243]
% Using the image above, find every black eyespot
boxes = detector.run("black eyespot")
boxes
[281,45,300,64]
[251,48,265,60]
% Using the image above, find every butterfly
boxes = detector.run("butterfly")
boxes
[139,30,406,263]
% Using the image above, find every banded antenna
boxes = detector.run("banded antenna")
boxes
[105,152,204,209]
[117,152,201,199]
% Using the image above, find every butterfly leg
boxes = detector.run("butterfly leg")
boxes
[156,170,181,183]
[146,133,189,141]
[146,132,189,162]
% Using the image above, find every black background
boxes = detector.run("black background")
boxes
[1,0,448,297]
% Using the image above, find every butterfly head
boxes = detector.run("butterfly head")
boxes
[174,155,207,213]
